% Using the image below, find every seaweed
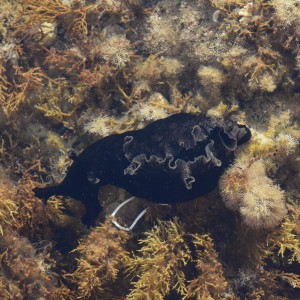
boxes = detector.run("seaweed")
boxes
[0,0,299,298]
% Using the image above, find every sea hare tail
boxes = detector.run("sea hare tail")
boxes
[33,185,64,203]
[81,196,102,227]
[34,185,102,226]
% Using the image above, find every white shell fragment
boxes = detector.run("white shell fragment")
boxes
[212,10,221,23]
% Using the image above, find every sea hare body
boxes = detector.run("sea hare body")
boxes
[33,113,251,225]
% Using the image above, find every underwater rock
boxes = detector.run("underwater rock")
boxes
[33,113,251,226]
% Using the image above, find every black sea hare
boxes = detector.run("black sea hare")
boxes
[33,113,251,225]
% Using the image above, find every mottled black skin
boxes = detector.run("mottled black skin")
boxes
[33,113,251,226]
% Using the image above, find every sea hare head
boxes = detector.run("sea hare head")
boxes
[236,124,252,145]
[219,121,251,151]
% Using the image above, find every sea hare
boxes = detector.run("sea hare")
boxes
[33,113,251,225]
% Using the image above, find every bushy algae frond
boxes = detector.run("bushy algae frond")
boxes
[219,157,287,229]
[14,173,64,242]
[0,62,10,113]
[0,63,65,117]
[185,234,227,300]
[0,223,71,299]
[0,172,17,235]
[267,204,300,264]
[15,0,96,38]
[124,219,191,300]
[71,219,130,299]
